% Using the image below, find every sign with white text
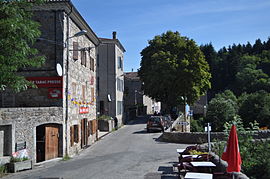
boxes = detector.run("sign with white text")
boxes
[27,77,63,88]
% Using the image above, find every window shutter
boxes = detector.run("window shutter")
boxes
[82,85,86,101]
[74,125,79,143]
[88,121,91,136]
[73,42,78,60]
[70,126,74,146]
[91,87,94,102]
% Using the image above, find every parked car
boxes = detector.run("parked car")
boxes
[146,116,165,132]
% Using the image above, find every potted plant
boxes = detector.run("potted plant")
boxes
[8,156,32,173]
[97,115,113,132]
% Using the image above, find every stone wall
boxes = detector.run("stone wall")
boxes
[0,107,64,163]
[0,10,64,108]
[0,131,3,157]
[160,130,270,144]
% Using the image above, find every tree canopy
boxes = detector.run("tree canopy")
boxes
[0,0,45,92]
[201,38,270,98]
[138,31,211,111]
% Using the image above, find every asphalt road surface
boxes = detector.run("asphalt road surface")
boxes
[4,116,190,179]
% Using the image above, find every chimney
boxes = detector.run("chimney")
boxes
[112,31,117,39]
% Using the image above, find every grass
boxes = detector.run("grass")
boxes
[0,165,7,178]
[62,154,71,161]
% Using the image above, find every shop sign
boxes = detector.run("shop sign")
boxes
[27,77,63,88]
[79,107,89,114]
[48,88,63,99]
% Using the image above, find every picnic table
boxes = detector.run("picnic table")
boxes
[184,172,213,179]
[190,161,216,173]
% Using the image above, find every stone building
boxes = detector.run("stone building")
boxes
[97,32,125,125]
[0,0,99,163]
[124,72,161,121]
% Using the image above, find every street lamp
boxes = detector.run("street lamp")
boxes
[65,30,87,155]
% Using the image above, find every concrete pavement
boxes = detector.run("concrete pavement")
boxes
[3,116,190,179]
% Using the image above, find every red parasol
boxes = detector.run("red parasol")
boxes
[221,125,242,172]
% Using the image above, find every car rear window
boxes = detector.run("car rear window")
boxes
[149,117,161,122]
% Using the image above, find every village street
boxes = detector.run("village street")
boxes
[4,117,189,179]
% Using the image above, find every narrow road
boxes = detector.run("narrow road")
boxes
[5,116,190,179]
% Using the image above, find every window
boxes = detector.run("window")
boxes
[82,85,85,101]
[70,126,74,146]
[90,120,97,134]
[91,87,94,102]
[117,78,124,92]
[117,101,123,115]
[73,42,78,60]
[117,56,123,70]
[70,125,79,146]
[90,56,95,71]
[74,125,79,143]
[81,50,87,66]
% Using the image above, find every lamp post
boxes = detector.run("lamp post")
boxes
[65,30,87,156]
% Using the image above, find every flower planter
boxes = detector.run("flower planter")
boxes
[98,119,113,132]
[8,160,32,173]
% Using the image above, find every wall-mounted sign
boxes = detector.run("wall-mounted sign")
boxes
[79,107,89,114]
[27,77,63,88]
[48,88,63,99]
[15,141,26,152]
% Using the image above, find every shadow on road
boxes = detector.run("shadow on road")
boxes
[144,166,179,179]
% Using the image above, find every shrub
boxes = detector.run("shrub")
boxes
[190,117,204,132]
[213,118,270,179]
[0,165,7,177]
[97,115,112,121]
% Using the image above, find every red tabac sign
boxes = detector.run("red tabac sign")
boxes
[48,88,63,99]
[79,107,89,114]
[27,77,63,88]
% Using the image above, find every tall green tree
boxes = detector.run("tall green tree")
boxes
[238,90,270,127]
[138,31,211,111]
[0,0,45,92]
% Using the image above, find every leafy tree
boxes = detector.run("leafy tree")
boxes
[138,31,211,111]
[0,0,45,92]
[238,90,270,127]
[206,91,238,131]
[235,64,270,94]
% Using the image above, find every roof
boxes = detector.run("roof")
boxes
[124,72,140,80]
[99,38,126,52]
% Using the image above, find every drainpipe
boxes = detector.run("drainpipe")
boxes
[65,6,73,157]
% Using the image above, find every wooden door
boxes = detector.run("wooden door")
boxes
[45,125,59,160]
[81,119,88,148]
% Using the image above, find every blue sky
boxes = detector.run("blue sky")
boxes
[72,0,270,72]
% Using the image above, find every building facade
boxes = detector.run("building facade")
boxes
[124,72,161,121]
[0,0,99,163]
[97,32,125,125]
